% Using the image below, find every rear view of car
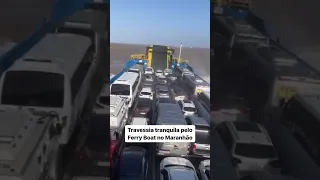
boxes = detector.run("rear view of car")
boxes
[113,147,148,180]
[157,142,190,156]
[185,116,210,158]
[160,157,198,180]
[139,87,153,100]
[145,67,154,75]
[156,86,170,98]
[133,98,153,118]
[171,86,188,101]
[155,69,163,77]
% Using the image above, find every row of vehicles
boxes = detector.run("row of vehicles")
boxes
[213,13,320,178]
[110,65,211,180]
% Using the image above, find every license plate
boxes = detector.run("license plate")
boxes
[203,155,210,158]
[97,161,110,167]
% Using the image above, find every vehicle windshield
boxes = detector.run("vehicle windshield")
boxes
[235,143,276,158]
[128,70,139,74]
[159,90,168,94]
[169,168,197,180]
[120,153,143,177]
[184,107,196,112]
[1,71,64,107]
[111,84,130,96]
[141,92,151,95]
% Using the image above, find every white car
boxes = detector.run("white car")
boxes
[145,67,154,75]
[155,69,163,77]
[164,68,172,76]
[160,157,199,180]
[198,160,210,180]
[139,87,154,100]
[177,100,197,116]
[215,121,280,174]
[145,75,154,82]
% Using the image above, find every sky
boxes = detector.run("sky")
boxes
[110,0,210,48]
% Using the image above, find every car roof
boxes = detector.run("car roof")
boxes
[123,146,147,154]
[181,100,195,107]
[227,121,272,145]
[168,168,196,180]
[141,87,152,92]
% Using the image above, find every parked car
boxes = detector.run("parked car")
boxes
[155,69,163,77]
[145,67,154,75]
[160,157,199,180]
[214,121,280,174]
[178,100,197,116]
[156,85,170,98]
[139,87,154,100]
[185,116,210,158]
[113,147,149,180]
[133,98,153,118]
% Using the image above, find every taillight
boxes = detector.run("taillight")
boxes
[188,144,196,151]
[192,144,196,151]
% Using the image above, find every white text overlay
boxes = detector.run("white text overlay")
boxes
[125,125,195,143]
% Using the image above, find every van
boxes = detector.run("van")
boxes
[155,103,190,156]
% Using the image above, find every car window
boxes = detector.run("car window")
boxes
[184,107,196,112]
[141,92,151,95]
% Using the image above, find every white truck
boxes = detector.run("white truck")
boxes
[0,109,62,180]
[0,33,96,180]
[110,96,129,136]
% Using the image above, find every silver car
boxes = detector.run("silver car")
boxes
[156,85,170,98]
[160,157,199,180]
